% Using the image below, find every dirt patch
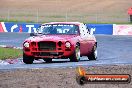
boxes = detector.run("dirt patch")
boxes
[0,0,132,22]
[0,0,131,14]
[0,65,132,88]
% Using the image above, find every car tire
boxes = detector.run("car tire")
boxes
[70,45,80,62]
[23,53,34,64]
[43,59,52,63]
[88,44,97,60]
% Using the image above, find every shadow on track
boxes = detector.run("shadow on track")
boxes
[32,59,91,65]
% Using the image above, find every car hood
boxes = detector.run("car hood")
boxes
[26,35,79,42]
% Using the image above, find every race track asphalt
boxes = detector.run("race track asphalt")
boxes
[0,33,132,70]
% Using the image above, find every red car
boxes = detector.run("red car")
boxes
[23,22,97,64]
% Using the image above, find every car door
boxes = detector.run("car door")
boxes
[79,24,94,56]
[79,24,89,56]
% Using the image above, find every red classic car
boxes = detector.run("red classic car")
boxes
[23,22,97,64]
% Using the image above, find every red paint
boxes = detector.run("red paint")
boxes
[19,25,22,32]
[0,23,4,32]
[128,7,132,15]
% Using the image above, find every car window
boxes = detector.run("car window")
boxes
[39,24,79,35]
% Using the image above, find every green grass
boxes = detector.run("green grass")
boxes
[0,18,132,24]
[0,47,23,60]
[0,19,35,23]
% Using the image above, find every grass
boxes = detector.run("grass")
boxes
[0,18,132,24]
[83,22,132,24]
[0,19,35,23]
[0,47,23,60]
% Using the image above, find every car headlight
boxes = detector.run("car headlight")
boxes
[24,42,30,48]
[65,42,71,48]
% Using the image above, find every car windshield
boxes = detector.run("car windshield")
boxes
[38,24,79,35]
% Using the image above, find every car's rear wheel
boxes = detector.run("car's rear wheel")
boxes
[88,44,97,60]
[70,45,80,62]
[43,59,52,63]
[23,53,34,64]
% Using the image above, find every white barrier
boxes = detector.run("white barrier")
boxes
[1,22,132,35]
[113,24,132,35]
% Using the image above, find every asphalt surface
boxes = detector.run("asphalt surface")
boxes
[0,33,132,70]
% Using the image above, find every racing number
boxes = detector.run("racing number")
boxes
[57,29,69,33]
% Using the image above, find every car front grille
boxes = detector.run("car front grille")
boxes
[32,52,64,56]
[38,41,56,51]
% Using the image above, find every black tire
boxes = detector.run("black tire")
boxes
[43,59,52,63]
[23,53,34,64]
[70,45,80,62]
[88,44,97,60]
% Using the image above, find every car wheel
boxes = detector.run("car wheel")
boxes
[23,53,34,64]
[43,59,52,63]
[88,44,97,60]
[70,45,80,62]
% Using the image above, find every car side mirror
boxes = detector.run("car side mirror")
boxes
[30,33,35,36]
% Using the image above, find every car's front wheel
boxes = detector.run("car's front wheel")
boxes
[23,53,34,64]
[88,44,97,60]
[70,45,80,62]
